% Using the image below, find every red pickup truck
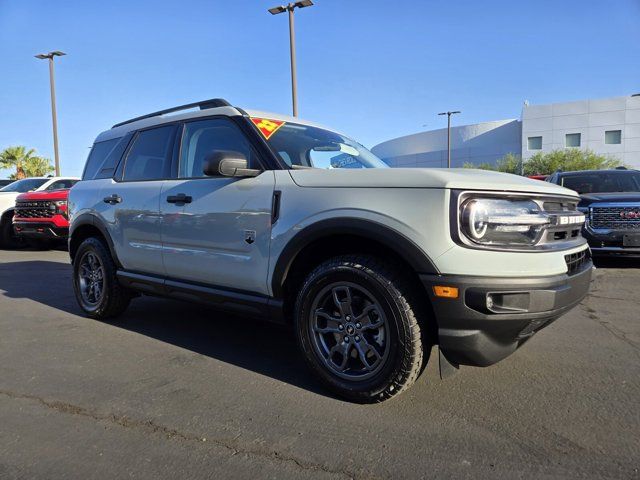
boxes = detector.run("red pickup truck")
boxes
[13,189,71,248]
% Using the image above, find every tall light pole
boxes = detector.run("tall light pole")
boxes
[438,110,461,168]
[268,1,314,117]
[35,51,66,176]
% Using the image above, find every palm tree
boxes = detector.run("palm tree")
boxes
[0,146,53,179]
[17,156,54,179]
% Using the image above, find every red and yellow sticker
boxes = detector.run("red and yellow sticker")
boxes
[251,117,285,140]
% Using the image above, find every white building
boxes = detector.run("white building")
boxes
[372,94,640,169]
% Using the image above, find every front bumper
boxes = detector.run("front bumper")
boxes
[420,260,593,367]
[583,227,640,256]
[13,221,69,240]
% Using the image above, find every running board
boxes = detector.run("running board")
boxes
[116,270,284,323]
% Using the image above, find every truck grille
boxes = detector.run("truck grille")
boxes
[14,201,55,219]
[591,206,640,230]
[565,249,590,276]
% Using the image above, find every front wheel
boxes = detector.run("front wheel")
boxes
[0,216,21,249]
[295,255,427,403]
[73,237,131,319]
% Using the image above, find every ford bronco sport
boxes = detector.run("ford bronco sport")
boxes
[68,98,592,402]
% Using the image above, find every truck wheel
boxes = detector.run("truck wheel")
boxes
[73,237,131,319]
[0,214,21,249]
[295,255,426,403]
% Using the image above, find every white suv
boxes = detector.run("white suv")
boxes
[0,176,79,248]
[68,99,592,402]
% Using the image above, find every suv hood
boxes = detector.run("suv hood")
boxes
[578,192,640,205]
[289,168,576,196]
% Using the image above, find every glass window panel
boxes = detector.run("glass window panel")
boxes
[565,133,581,148]
[604,130,621,144]
[527,136,542,150]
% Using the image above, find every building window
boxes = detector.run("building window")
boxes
[565,133,581,148]
[527,136,542,150]
[605,130,622,144]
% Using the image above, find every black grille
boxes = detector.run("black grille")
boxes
[565,249,590,276]
[543,201,577,213]
[591,206,640,230]
[14,201,55,219]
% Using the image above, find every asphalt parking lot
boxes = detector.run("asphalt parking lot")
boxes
[0,249,638,479]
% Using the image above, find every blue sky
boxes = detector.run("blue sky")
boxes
[1,0,639,177]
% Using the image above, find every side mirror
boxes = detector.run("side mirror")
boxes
[203,150,260,178]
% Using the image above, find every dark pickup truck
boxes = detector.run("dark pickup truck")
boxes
[547,169,640,256]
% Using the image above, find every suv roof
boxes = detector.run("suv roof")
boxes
[96,98,339,143]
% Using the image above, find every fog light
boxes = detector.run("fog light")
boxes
[486,294,494,310]
[433,286,459,299]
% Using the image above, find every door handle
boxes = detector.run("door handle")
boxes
[103,194,122,204]
[166,193,192,205]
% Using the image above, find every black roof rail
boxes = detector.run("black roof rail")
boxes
[112,98,232,129]
[615,166,627,170]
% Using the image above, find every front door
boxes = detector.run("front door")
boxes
[160,117,274,295]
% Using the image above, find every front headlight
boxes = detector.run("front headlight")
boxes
[460,198,550,246]
[53,200,68,217]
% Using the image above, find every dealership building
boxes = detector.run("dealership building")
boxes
[371,94,640,170]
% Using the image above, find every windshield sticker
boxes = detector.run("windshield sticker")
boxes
[251,117,285,140]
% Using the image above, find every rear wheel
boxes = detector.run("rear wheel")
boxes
[295,255,426,403]
[73,237,131,319]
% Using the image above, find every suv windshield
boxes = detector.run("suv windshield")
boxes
[267,122,388,169]
[0,178,48,193]
[561,171,640,194]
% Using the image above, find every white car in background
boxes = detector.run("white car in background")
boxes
[0,177,79,248]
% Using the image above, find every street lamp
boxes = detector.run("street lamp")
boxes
[35,50,66,176]
[268,0,314,117]
[438,110,461,168]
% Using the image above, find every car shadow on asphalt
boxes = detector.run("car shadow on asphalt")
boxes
[0,259,334,399]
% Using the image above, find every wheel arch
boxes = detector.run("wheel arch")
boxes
[69,214,121,267]
[272,218,438,314]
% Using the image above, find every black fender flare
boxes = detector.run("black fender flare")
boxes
[270,217,439,297]
[69,213,122,268]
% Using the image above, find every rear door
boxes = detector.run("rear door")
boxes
[99,124,177,276]
[160,117,274,295]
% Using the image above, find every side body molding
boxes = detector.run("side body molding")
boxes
[270,217,439,298]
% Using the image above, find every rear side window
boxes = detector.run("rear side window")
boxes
[122,126,176,181]
[82,139,119,180]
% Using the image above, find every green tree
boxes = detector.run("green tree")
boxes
[18,156,55,179]
[464,153,522,174]
[523,149,622,176]
[0,146,53,179]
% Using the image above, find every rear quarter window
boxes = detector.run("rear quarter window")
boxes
[82,135,132,180]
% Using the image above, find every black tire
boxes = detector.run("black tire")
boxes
[295,255,426,403]
[0,214,21,249]
[72,237,131,319]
